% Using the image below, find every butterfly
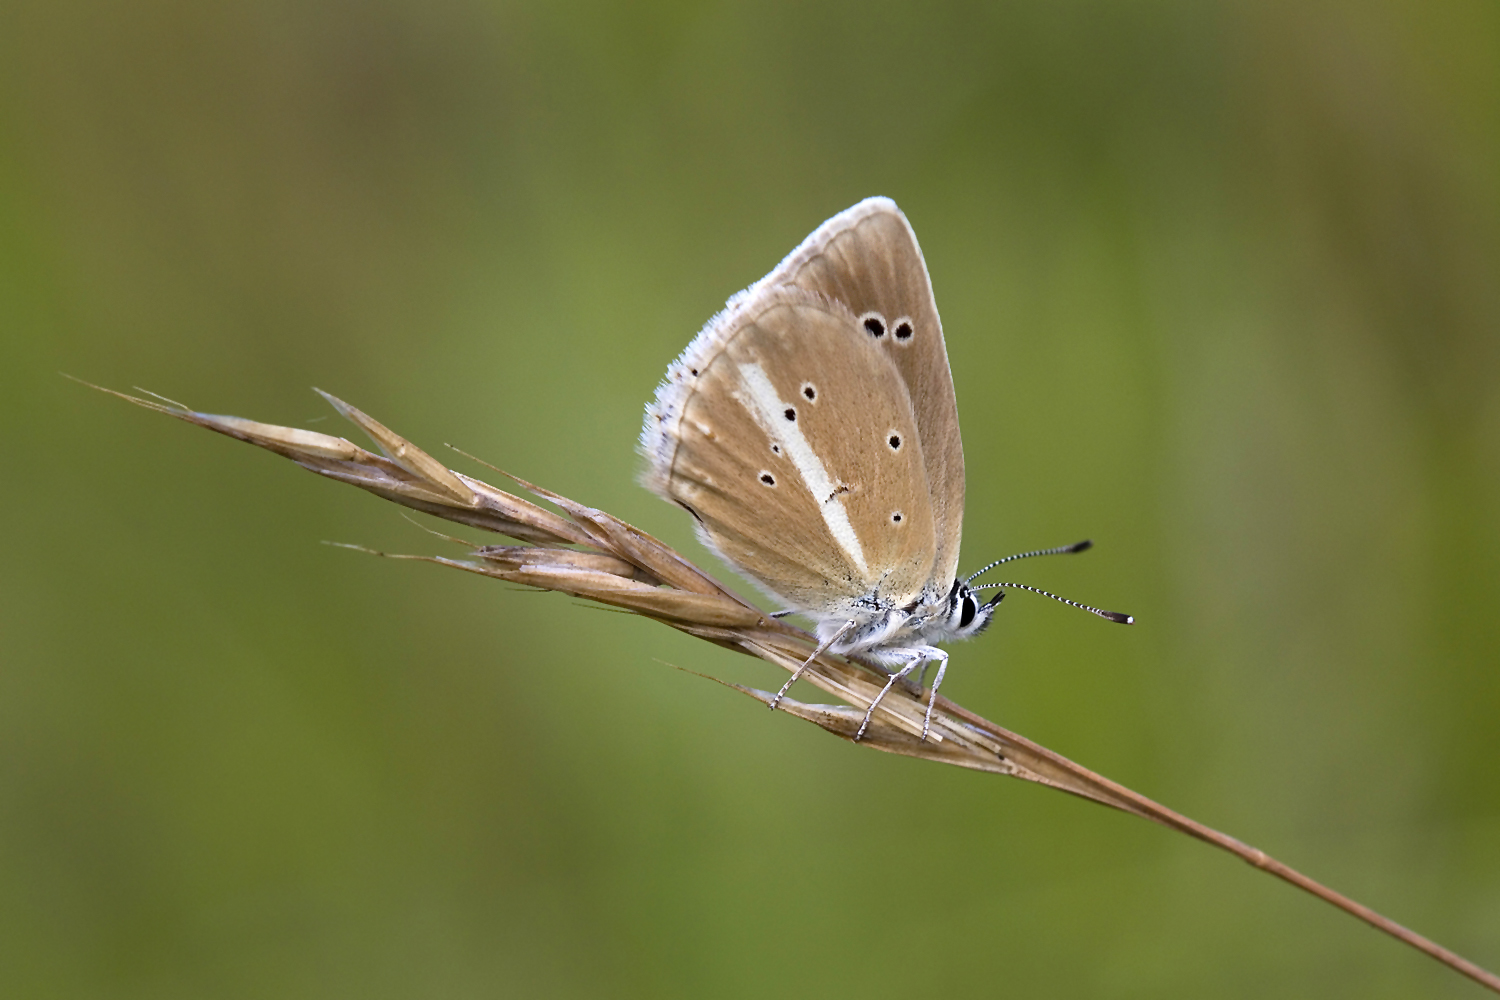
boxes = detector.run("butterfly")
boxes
[639,198,1128,740]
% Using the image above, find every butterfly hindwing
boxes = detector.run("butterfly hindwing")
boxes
[655,286,937,616]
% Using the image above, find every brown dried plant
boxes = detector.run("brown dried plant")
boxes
[82,379,1498,994]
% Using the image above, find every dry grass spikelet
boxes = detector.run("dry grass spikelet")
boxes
[75,378,1500,995]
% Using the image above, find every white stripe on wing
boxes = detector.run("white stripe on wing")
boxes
[736,361,868,576]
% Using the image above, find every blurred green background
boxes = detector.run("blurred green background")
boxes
[3,1,1498,996]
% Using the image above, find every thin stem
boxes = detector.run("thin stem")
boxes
[931,694,1500,994]
[97,379,1499,995]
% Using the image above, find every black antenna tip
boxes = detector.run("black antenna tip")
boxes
[1067,539,1093,553]
[1102,610,1134,624]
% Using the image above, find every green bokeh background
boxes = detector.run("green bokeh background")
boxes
[3,2,1498,996]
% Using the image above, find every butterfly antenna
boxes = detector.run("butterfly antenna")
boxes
[971,581,1133,624]
[965,539,1094,584]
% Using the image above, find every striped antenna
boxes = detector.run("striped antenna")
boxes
[971,581,1133,624]
[965,539,1093,584]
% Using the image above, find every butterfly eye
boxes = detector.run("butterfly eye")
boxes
[959,594,977,629]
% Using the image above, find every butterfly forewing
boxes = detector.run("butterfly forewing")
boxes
[660,287,937,615]
[766,199,966,589]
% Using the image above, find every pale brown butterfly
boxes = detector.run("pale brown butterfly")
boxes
[640,198,1131,740]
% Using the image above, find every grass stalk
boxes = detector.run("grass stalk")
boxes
[80,378,1500,994]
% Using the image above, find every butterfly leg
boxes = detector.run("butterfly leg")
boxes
[770,619,856,712]
[916,658,936,691]
[918,647,949,742]
[854,651,926,742]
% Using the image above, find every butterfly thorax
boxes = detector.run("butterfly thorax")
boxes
[820,578,997,664]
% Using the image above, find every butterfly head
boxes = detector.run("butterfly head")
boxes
[919,579,1002,645]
